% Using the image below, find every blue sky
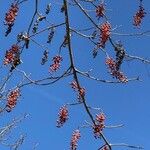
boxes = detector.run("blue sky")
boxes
[0,0,150,150]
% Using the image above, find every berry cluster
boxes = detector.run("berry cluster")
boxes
[105,57,128,83]
[6,88,20,112]
[99,22,111,48]
[4,44,20,65]
[56,105,69,128]
[133,5,146,27]
[4,3,19,36]
[96,3,105,18]
[70,81,85,101]
[70,130,81,150]
[93,113,105,138]
[49,55,63,72]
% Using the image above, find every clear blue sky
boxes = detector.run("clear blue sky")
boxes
[0,0,150,150]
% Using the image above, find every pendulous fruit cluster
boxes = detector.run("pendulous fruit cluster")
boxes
[56,105,69,127]
[6,88,20,112]
[70,81,85,101]
[106,57,128,83]
[49,55,63,72]
[70,130,81,150]
[99,22,111,48]
[93,113,105,138]
[133,5,146,27]
[4,3,19,36]
[96,3,105,18]
[3,44,20,65]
